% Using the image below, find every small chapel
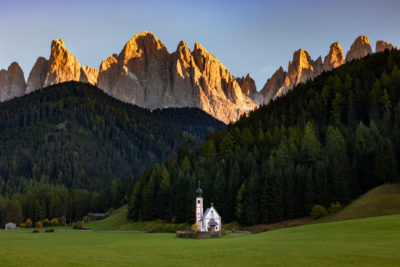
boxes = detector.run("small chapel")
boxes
[195,183,222,232]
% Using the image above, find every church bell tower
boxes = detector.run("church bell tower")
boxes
[195,181,203,224]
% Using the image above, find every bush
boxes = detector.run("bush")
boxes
[25,218,33,228]
[328,201,342,214]
[50,218,59,226]
[35,221,43,228]
[20,223,26,228]
[191,222,201,234]
[32,230,39,233]
[311,205,328,219]
[42,218,50,227]
[74,221,83,229]
[45,229,54,233]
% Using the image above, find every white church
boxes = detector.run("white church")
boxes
[195,183,222,232]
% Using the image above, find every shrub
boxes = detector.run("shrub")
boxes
[311,204,328,219]
[50,218,59,226]
[191,222,201,234]
[20,223,26,228]
[25,218,33,228]
[35,221,43,228]
[42,218,50,227]
[328,201,342,214]
[74,221,83,229]
[32,230,39,233]
[45,229,54,233]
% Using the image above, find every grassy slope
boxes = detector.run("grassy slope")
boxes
[85,206,189,232]
[328,183,400,221]
[1,214,400,266]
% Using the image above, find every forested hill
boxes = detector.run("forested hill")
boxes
[0,82,225,194]
[128,49,400,225]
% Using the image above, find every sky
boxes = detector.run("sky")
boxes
[1,0,400,90]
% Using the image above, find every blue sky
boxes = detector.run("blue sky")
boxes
[1,0,399,89]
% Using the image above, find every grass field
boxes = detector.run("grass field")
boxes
[1,214,400,266]
[327,183,400,221]
[85,205,189,232]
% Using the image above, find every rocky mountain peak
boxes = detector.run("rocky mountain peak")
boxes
[176,41,192,63]
[236,74,257,96]
[286,49,314,88]
[26,57,49,93]
[44,39,83,87]
[312,56,323,78]
[261,66,287,105]
[0,62,26,101]
[345,35,372,62]
[119,32,168,65]
[323,42,344,71]
[376,40,396,53]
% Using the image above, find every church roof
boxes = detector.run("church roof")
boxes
[202,205,220,219]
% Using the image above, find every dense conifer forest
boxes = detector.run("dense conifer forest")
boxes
[0,82,225,225]
[128,49,400,225]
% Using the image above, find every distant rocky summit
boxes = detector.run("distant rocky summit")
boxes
[4,32,255,124]
[261,35,396,105]
[0,33,397,121]
[376,40,396,53]
[345,35,372,63]
[0,62,26,101]
[97,33,255,123]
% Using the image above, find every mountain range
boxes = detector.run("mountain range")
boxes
[0,33,396,123]
[261,36,396,104]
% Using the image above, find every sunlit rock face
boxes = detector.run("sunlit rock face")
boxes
[26,57,49,94]
[262,49,318,105]
[97,32,255,123]
[0,62,26,101]
[376,40,396,53]
[236,74,263,105]
[262,35,381,105]
[26,39,99,93]
[236,74,257,97]
[345,35,372,62]
[322,42,345,72]
[261,67,286,105]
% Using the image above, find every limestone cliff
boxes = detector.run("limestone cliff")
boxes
[376,40,396,53]
[26,57,49,94]
[345,35,372,62]
[323,42,344,71]
[236,74,257,96]
[97,32,255,123]
[261,67,286,105]
[0,62,26,101]
[26,39,98,93]
[262,36,379,105]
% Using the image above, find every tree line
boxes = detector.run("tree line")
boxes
[128,49,400,225]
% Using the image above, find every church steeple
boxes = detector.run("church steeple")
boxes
[195,180,203,196]
[195,180,204,225]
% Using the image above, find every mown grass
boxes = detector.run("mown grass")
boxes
[85,205,189,232]
[327,183,400,221]
[0,214,399,266]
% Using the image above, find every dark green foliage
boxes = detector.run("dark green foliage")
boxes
[311,205,328,219]
[128,49,400,225]
[0,82,224,226]
[0,82,224,193]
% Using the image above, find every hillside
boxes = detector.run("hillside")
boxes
[1,214,400,266]
[84,205,189,232]
[0,81,224,225]
[127,48,400,225]
[328,183,400,221]
[0,81,224,193]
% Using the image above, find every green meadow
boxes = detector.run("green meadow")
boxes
[1,214,399,266]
